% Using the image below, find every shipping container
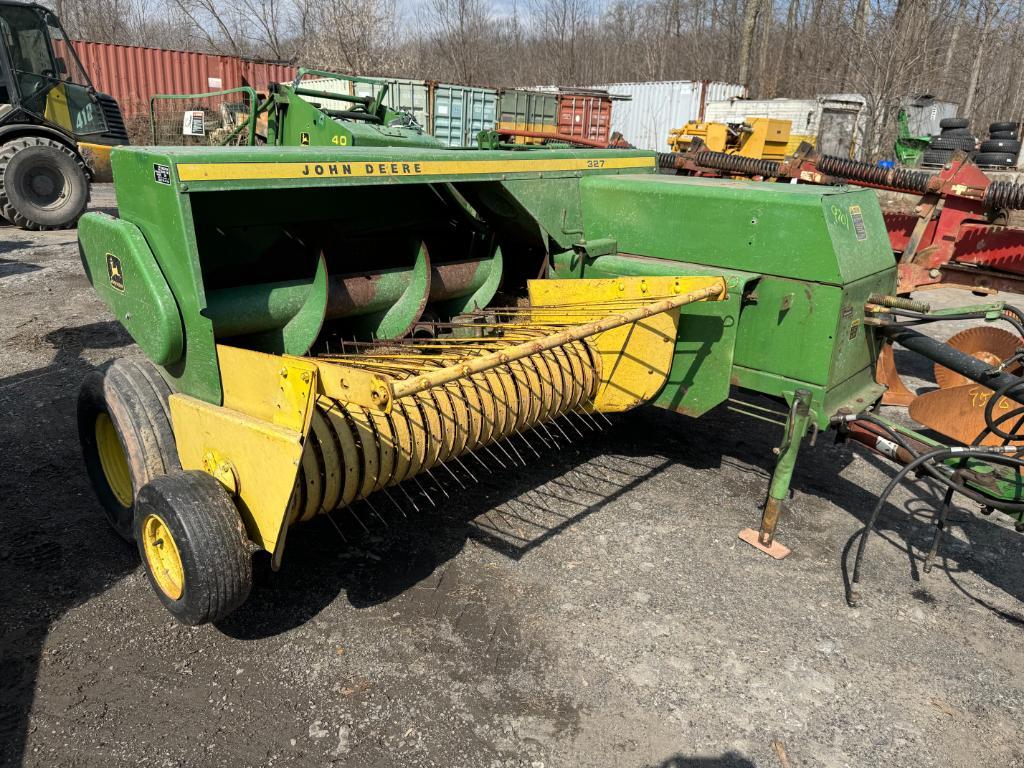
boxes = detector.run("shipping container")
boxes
[432,84,497,147]
[497,89,559,141]
[704,94,869,159]
[556,89,613,145]
[899,95,959,138]
[301,76,431,130]
[594,81,747,151]
[72,40,295,121]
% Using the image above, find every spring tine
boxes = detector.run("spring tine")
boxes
[470,450,494,474]
[382,487,408,518]
[362,495,389,527]
[594,409,614,426]
[538,422,559,447]
[516,430,542,458]
[483,444,508,470]
[551,416,575,442]
[493,437,526,467]
[573,409,600,432]
[396,481,421,513]
[412,475,437,507]
[344,503,370,533]
[325,509,349,543]
[440,460,467,489]
[424,467,451,498]
[560,411,586,437]
[454,455,479,484]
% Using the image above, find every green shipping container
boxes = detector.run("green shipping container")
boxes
[496,89,558,137]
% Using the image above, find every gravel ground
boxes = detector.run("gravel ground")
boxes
[1,185,1023,768]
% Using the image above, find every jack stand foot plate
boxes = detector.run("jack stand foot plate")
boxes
[738,528,791,559]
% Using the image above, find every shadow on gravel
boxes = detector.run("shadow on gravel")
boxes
[649,753,756,767]
[0,322,134,768]
[220,395,1024,641]
[0,257,41,278]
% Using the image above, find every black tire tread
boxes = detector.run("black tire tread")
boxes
[939,117,969,129]
[77,358,179,540]
[974,151,1017,167]
[990,121,1018,133]
[979,139,1021,154]
[990,130,1019,140]
[930,135,976,151]
[136,471,252,625]
[0,136,89,230]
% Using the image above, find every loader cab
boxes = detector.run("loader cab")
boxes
[0,1,128,230]
[0,2,107,136]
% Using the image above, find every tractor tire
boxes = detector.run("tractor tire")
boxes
[990,121,1019,133]
[939,117,970,130]
[939,127,973,137]
[78,358,180,540]
[930,135,976,151]
[973,152,1017,168]
[134,471,253,626]
[990,130,1020,140]
[921,148,953,166]
[0,136,89,230]
[979,139,1021,154]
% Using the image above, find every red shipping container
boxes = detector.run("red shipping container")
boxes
[557,91,613,145]
[71,40,296,120]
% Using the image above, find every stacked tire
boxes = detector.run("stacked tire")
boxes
[974,121,1020,169]
[921,118,976,167]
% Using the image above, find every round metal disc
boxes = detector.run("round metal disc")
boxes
[935,326,1021,389]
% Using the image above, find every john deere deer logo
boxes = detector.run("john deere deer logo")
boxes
[106,253,124,292]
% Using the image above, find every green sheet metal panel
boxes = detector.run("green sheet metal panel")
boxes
[576,174,895,425]
[578,174,893,284]
[85,145,659,403]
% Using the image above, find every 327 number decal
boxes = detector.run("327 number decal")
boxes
[586,159,606,168]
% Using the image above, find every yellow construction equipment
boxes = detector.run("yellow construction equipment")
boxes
[667,117,791,161]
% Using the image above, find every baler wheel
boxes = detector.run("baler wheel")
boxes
[77,359,180,540]
[134,471,253,625]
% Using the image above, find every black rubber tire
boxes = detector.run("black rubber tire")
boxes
[990,130,1020,140]
[134,471,253,625]
[0,136,89,230]
[979,139,1021,154]
[973,152,1017,168]
[930,135,977,151]
[990,121,1019,133]
[921,148,954,166]
[78,358,179,540]
[939,117,969,129]
[940,127,973,137]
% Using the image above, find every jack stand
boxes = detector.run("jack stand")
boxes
[739,388,812,559]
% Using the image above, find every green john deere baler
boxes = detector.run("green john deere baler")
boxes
[78,141,1008,624]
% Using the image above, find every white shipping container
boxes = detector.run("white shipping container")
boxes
[594,81,747,151]
[300,76,430,130]
[704,94,869,159]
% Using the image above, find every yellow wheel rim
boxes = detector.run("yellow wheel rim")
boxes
[141,514,184,600]
[95,412,133,507]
